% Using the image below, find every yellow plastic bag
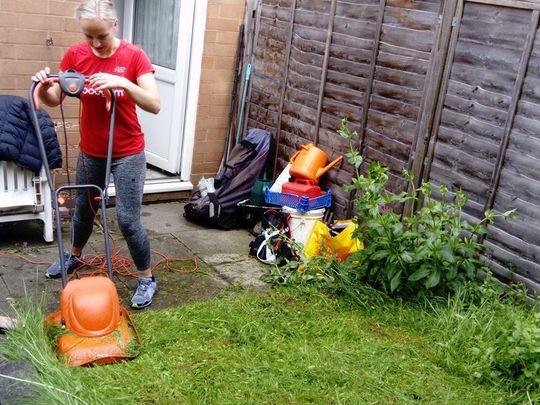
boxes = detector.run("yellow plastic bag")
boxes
[304,220,363,261]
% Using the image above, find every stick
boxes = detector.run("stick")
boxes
[234,63,252,145]
[220,23,245,172]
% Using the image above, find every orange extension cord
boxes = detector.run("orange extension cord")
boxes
[0,234,199,281]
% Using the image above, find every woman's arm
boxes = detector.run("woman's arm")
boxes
[88,72,161,114]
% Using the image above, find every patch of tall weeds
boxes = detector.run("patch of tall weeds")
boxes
[427,280,540,396]
[0,297,100,404]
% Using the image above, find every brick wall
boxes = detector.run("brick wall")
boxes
[192,0,246,183]
[0,0,246,186]
[0,1,83,185]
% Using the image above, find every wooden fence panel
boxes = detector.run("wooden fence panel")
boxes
[318,0,380,214]
[247,0,442,217]
[246,0,294,139]
[363,0,440,197]
[482,15,540,290]
[426,2,540,290]
[279,0,332,155]
[429,3,529,217]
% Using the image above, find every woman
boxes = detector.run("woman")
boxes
[33,0,160,309]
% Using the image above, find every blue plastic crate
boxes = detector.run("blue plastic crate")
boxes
[264,186,332,212]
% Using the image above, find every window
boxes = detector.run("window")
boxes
[133,0,180,70]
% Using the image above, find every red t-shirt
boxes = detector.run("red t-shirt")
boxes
[60,41,154,157]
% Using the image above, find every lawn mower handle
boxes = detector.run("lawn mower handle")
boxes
[31,72,114,112]
[28,70,117,287]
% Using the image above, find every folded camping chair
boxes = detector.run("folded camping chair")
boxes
[184,128,271,229]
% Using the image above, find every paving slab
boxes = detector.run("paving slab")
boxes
[139,201,203,234]
[112,233,229,310]
[202,253,269,290]
[0,220,112,315]
[0,360,38,404]
[176,227,254,256]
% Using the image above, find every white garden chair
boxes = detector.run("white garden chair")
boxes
[0,160,53,242]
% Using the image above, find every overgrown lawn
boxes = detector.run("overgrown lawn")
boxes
[1,287,527,404]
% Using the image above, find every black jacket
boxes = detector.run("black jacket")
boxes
[0,95,62,174]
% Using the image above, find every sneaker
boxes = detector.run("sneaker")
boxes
[131,277,157,309]
[45,251,84,279]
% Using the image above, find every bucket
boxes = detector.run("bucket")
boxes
[282,206,325,247]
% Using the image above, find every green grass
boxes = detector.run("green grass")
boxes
[1,287,528,404]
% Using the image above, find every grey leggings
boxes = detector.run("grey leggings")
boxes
[72,151,151,270]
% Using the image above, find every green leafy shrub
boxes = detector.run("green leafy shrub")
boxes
[338,118,515,297]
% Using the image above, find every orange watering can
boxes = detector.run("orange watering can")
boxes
[289,144,343,183]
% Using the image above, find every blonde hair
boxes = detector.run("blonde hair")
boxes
[75,0,117,23]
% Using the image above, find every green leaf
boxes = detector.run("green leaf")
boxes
[413,245,430,261]
[393,223,404,236]
[401,169,413,182]
[350,154,363,169]
[338,118,355,139]
[346,149,363,168]
[386,263,401,280]
[370,249,389,261]
[425,270,440,288]
[342,184,357,193]
[408,267,431,281]
[455,190,467,207]
[484,209,495,223]
[390,271,402,292]
[419,182,432,197]
[400,251,414,263]
[440,246,456,263]
[439,184,448,196]
[446,265,458,280]
[502,208,517,219]
[462,259,475,272]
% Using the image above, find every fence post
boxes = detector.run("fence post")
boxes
[402,0,460,217]
[272,0,298,178]
[314,0,338,146]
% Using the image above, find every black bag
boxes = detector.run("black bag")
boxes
[184,128,271,229]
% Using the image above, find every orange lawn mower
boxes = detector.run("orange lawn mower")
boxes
[29,70,141,367]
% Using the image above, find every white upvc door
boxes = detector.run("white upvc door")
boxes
[117,0,207,181]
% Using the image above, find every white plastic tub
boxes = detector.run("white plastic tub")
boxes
[282,206,325,247]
